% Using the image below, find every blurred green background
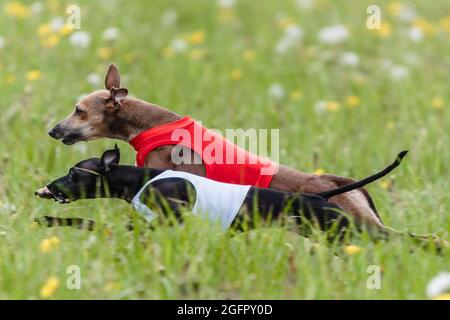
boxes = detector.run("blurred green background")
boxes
[0,0,449,299]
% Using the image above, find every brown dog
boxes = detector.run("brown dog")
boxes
[48,64,389,234]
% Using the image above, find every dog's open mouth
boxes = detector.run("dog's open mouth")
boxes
[35,187,71,204]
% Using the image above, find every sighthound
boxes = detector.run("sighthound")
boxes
[48,64,387,234]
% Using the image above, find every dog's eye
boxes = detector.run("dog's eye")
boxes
[74,106,84,115]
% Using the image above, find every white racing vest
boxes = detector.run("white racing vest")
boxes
[131,170,251,229]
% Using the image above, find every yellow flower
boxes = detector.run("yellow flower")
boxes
[376,22,392,37]
[97,47,114,60]
[4,1,30,19]
[431,97,444,109]
[26,70,42,82]
[5,74,16,84]
[39,239,52,253]
[49,236,60,246]
[230,69,242,81]
[345,95,361,108]
[313,168,325,175]
[380,180,392,190]
[325,101,340,112]
[163,47,174,59]
[59,25,74,36]
[39,236,60,253]
[242,49,256,62]
[40,277,59,299]
[187,30,205,45]
[387,2,403,16]
[290,90,303,101]
[440,16,450,33]
[189,49,206,60]
[412,18,436,36]
[344,245,363,255]
[41,34,60,48]
[432,293,450,300]
[37,23,52,37]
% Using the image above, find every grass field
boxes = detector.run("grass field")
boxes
[1,0,450,299]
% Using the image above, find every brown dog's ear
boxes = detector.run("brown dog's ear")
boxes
[105,63,120,90]
[109,88,128,111]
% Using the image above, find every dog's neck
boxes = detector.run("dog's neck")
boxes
[111,97,182,141]
[104,165,165,202]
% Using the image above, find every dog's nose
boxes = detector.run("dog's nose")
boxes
[35,187,54,199]
[48,127,59,139]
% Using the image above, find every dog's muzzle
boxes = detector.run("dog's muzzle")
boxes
[35,187,71,203]
[35,187,54,199]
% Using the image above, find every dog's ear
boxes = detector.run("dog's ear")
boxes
[105,63,120,90]
[109,87,128,111]
[100,147,120,170]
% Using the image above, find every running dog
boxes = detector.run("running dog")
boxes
[36,147,429,246]
[48,64,385,234]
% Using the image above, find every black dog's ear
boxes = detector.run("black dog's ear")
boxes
[100,147,120,170]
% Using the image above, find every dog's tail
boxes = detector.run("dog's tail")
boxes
[316,151,408,200]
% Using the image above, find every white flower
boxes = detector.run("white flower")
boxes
[218,0,235,7]
[426,273,450,298]
[30,1,44,14]
[171,38,187,53]
[295,0,314,10]
[87,73,101,86]
[0,36,5,49]
[408,26,423,42]
[390,65,409,80]
[50,17,65,32]
[314,101,327,113]
[318,25,349,44]
[339,52,360,66]
[268,84,285,99]
[103,27,120,41]
[274,25,303,55]
[70,31,91,48]
[161,10,177,27]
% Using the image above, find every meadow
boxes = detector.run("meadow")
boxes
[0,0,450,299]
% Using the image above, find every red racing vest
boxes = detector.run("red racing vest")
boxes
[129,116,277,188]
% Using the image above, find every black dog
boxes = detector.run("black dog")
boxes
[36,147,408,240]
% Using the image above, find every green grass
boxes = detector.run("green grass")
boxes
[1,0,450,299]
